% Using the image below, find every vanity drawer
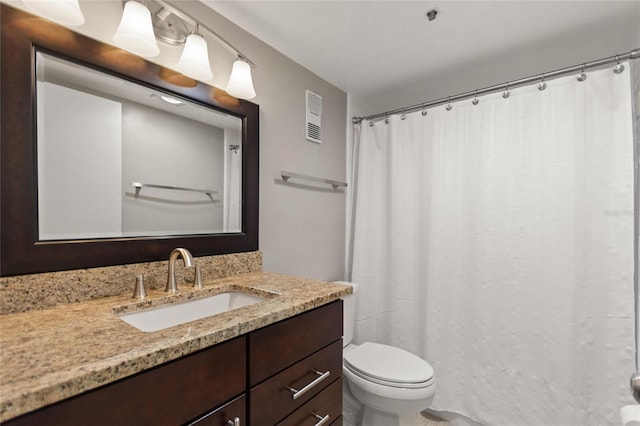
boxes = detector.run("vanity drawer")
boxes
[6,337,246,426]
[249,300,343,386]
[276,377,343,426]
[187,394,246,426]
[250,340,342,426]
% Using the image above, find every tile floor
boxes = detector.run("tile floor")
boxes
[399,411,451,426]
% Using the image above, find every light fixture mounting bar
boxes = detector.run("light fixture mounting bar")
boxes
[126,0,256,68]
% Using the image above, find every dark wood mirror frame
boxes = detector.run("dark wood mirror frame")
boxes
[0,5,259,276]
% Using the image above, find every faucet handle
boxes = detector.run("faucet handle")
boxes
[194,266,203,290]
[132,274,147,299]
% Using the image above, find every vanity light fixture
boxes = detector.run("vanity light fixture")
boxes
[112,0,257,99]
[113,1,160,58]
[23,0,85,26]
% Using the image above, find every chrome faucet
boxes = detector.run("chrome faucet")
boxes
[165,248,194,294]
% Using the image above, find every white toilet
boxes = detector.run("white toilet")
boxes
[339,282,436,426]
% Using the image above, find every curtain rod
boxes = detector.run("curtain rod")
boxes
[353,48,640,124]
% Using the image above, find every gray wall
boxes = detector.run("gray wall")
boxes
[11,0,348,281]
[164,2,348,281]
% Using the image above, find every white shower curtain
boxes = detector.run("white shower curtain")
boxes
[350,64,635,425]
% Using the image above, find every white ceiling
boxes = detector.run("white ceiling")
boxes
[205,1,640,114]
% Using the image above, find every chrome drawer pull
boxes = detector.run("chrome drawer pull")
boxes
[286,369,331,400]
[226,417,240,426]
[313,413,330,426]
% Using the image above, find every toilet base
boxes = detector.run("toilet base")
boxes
[346,376,435,426]
[362,406,403,426]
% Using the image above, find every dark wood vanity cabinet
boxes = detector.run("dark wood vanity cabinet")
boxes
[5,301,343,426]
[249,300,343,426]
[6,336,247,426]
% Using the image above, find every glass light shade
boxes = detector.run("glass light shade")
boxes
[113,1,159,58]
[175,34,213,81]
[226,58,256,100]
[24,0,85,26]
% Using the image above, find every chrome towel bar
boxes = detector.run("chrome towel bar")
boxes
[131,181,217,198]
[281,171,347,189]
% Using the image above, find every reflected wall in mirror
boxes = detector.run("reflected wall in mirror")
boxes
[0,4,259,276]
[37,52,242,240]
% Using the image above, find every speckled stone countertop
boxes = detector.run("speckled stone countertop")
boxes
[0,272,351,422]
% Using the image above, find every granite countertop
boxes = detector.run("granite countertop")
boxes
[0,272,351,422]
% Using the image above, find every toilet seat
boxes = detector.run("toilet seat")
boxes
[344,342,434,389]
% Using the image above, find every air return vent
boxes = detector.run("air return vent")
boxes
[305,90,322,144]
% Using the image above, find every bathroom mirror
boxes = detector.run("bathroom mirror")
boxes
[36,52,243,240]
[0,5,259,276]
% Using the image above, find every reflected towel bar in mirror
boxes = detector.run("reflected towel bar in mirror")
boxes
[132,182,218,198]
[280,171,347,189]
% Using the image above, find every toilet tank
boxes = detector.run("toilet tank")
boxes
[335,281,358,346]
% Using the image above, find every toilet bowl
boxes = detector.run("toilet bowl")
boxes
[337,281,436,426]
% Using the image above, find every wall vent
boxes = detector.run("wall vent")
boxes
[305,90,322,144]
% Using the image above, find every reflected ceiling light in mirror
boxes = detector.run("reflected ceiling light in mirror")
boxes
[160,95,183,105]
[23,0,85,26]
[150,93,184,105]
[113,1,160,58]
[176,29,213,81]
[226,57,256,100]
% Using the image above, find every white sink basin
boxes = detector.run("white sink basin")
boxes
[119,291,267,332]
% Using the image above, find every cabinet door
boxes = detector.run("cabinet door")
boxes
[187,394,246,426]
[6,337,246,426]
[249,301,343,386]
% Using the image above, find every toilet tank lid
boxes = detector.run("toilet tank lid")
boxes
[333,281,358,292]
[344,342,433,384]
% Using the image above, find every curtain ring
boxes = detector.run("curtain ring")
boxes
[472,90,479,105]
[446,97,452,111]
[502,82,510,99]
[368,120,374,127]
[384,113,390,124]
[577,64,587,82]
[421,103,427,116]
[538,74,547,91]
[614,55,625,74]
[400,108,407,120]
